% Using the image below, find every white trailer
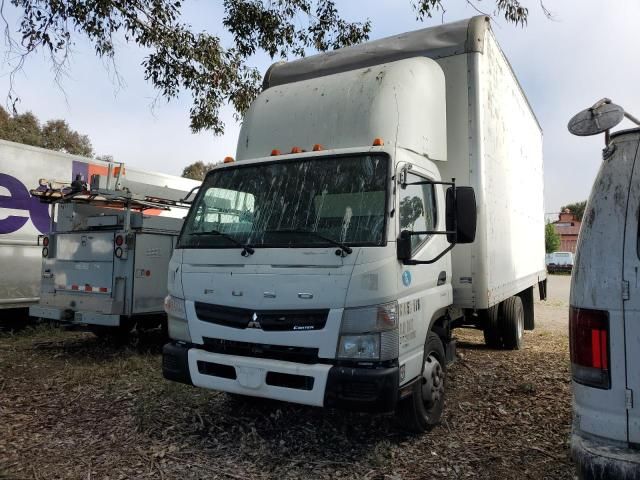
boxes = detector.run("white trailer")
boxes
[28,164,198,335]
[162,16,546,431]
[0,139,197,312]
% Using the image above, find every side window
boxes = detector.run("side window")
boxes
[399,172,437,252]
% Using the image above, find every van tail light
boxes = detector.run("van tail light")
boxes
[569,306,611,389]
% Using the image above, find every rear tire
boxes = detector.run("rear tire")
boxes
[482,305,502,349]
[397,332,446,433]
[500,296,524,350]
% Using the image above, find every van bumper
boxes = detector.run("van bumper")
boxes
[572,430,640,480]
[162,342,398,412]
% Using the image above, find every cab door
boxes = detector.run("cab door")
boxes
[622,132,640,443]
[395,161,452,386]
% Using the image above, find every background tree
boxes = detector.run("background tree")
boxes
[561,200,587,222]
[0,105,94,156]
[41,119,93,156]
[545,222,560,253]
[95,154,114,163]
[182,161,216,181]
[8,111,41,146]
[3,0,541,136]
[399,196,424,230]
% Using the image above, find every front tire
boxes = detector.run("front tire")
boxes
[397,332,446,433]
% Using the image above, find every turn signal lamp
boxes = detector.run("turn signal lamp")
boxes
[372,138,384,146]
[271,149,281,156]
[223,156,234,164]
[312,144,324,151]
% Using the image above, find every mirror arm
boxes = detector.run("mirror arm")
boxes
[402,243,456,265]
[401,179,456,189]
[403,230,456,236]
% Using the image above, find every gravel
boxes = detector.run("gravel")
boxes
[0,291,573,479]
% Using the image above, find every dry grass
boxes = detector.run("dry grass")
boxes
[0,323,573,479]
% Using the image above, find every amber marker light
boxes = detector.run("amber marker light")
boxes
[372,138,384,146]
[223,156,235,163]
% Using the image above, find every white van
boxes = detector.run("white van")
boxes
[569,100,640,478]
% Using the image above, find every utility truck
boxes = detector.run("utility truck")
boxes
[28,162,198,336]
[162,16,547,431]
[0,139,197,313]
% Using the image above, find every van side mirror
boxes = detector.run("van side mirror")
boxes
[446,186,476,244]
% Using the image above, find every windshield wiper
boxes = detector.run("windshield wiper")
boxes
[189,229,254,256]
[264,228,352,256]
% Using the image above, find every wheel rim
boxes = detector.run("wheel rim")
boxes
[421,353,445,408]
[517,309,524,341]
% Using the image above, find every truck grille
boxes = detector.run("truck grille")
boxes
[202,337,321,364]
[194,302,329,331]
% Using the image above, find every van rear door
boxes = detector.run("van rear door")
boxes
[622,132,640,443]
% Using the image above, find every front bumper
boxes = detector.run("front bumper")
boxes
[29,305,120,327]
[162,342,399,413]
[572,430,640,480]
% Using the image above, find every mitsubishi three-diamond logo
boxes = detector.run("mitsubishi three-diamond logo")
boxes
[247,312,262,329]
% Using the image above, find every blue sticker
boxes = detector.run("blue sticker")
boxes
[402,270,412,287]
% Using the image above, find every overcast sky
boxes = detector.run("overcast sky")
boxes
[1,0,638,215]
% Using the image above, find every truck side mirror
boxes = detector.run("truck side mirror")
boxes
[446,186,476,244]
[397,230,412,261]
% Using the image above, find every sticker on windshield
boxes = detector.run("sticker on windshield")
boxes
[402,270,412,287]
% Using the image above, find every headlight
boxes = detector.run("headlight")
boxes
[337,334,380,360]
[337,302,399,361]
[164,295,191,342]
[167,316,191,342]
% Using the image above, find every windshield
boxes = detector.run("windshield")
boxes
[178,154,388,249]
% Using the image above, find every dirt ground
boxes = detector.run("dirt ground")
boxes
[0,275,573,480]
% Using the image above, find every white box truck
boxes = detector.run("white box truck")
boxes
[0,139,198,313]
[162,16,547,431]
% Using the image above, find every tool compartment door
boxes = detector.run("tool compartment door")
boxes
[623,133,640,444]
[53,232,114,293]
[132,233,174,314]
